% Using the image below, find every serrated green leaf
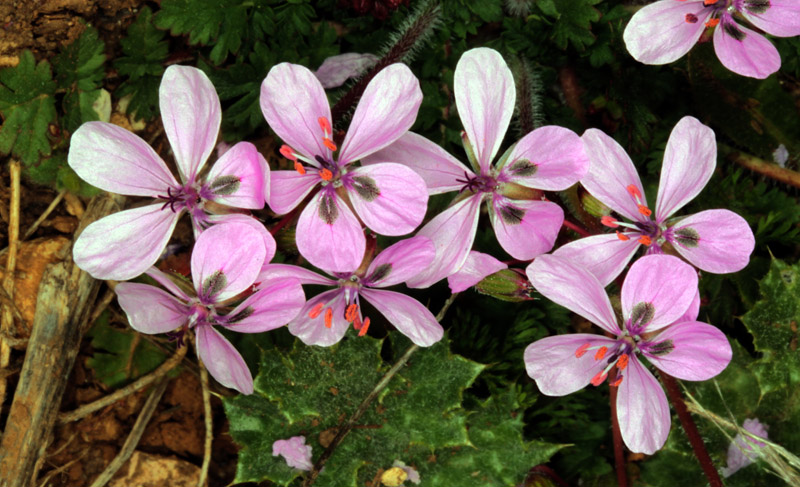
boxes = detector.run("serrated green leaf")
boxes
[538,0,602,50]
[115,7,167,120]
[53,24,106,92]
[0,50,57,165]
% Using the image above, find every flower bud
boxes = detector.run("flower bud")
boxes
[475,269,532,302]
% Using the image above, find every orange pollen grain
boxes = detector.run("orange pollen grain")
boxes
[358,317,371,336]
[626,184,642,198]
[318,116,332,133]
[610,376,624,387]
[590,371,607,387]
[706,18,720,27]
[594,346,608,360]
[294,161,306,175]
[280,145,297,161]
[703,0,719,5]
[575,343,591,358]
[617,231,630,241]
[617,353,629,371]
[601,216,619,228]
[638,204,652,217]
[324,308,333,328]
[320,168,334,181]
[345,304,358,323]
[638,235,653,246]
[309,303,324,319]
[352,315,362,330]
[323,137,337,151]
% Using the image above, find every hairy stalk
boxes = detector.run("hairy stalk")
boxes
[720,143,800,189]
[562,218,592,238]
[661,373,723,487]
[510,56,544,136]
[609,368,628,487]
[301,293,459,487]
[331,0,441,126]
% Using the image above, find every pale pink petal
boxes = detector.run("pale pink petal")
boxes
[553,233,641,286]
[73,204,179,281]
[526,255,620,335]
[616,357,671,455]
[346,163,428,236]
[405,195,482,289]
[447,251,507,293]
[524,334,618,396]
[623,0,710,65]
[489,197,563,261]
[655,116,717,220]
[222,278,305,333]
[360,289,443,346]
[288,289,349,346]
[205,213,276,265]
[296,190,365,273]
[257,264,336,287]
[191,223,266,302]
[502,126,588,191]
[314,52,378,89]
[204,141,267,209]
[261,63,332,160]
[713,16,781,79]
[273,436,313,471]
[721,418,769,477]
[741,0,800,37]
[268,170,320,215]
[669,209,755,274]
[643,321,731,381]
[678,290,701,323]
[160,65,221,182]
[145,267,193,302]
[195,325,253,394]
[454,48,515,172]
[581,129,648,223]
[362,132,469,195]
[365,236,435,288]
[116,282,189,334]
[338,63,422,165]
[68,122,177,196]
[621,254,698,332]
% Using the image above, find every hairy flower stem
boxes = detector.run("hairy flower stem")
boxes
[720,143,800,189]
[609,368,629,487]
[511,56,543,136]
[562,218,592,238]
[302,293,459,487]
[331,0,440,126]
[661,373,723,487]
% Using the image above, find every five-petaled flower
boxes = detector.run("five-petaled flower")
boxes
[365,47,589,288]
[115,222,305,394]
[260,62,429,273]
[69,65,269,280]
[259,236,443,347]
[555,116,755,286]
[525,254,732,454]
[624,0,800,79]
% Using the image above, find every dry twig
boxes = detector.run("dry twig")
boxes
[0,159,21,408]
[197,359,213,487]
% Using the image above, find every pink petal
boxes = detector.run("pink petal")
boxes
[73,204,180,281]
[338,63,422,165]
[257,263,336,286]
[115,282,189,334]
[364,236,435,288]
[222,278,306,333]
[489,197,563,261]
[346,163,428,236]
[204,141,267,209]
[643,321,731,381]
[502,126,588,191]
[655,116,716,220]
[314,52,378,89]
[581,129,649,223]
[195,325,253,394]
[268,170,320,215]
[678,289,701,323]
[447,251,508,293]
[145,267,193,302]
[191,222,266,302]
[454,48,515,172]
[273,436,314,471]
[159,65,221,182]
[713,16,781,79]
[405,195,482,289]
[621,254,698,333]
[526,255,621,335]
[742,0,800,37]
[288,289,349,346]
[360,289,444,346]
[261,63,332,160]
[295,190,365,273]
[362,132,469,195]
[205,213,276,265]
[669,209,755,274]
[553,233,641,287]
[68,122,177,197]
[623,0,710,65]
[616,357,671,455]
[524,334,618,396]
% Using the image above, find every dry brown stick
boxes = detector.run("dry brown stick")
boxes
[23,190,65,241]
[82,286,117,335]
[0,159,21,409]
[88,379,169,487]
[197,359,212,487]
[721,143,800,188]
[59,343,187,424]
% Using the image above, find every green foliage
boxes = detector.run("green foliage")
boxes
[536,0,602,50]
[0,50,57,165]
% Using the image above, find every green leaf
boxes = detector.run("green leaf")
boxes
[52,24,106,93]
[0,50,57,165]
[537,0,602,50]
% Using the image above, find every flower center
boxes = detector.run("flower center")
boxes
[575,342,633,387]
[598,184,662,246]
[279,117,343,185]
[157,185,201,213]
[306,275,372,336]
[456,172,497,194]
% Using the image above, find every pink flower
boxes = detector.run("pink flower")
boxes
[555,116,754,286]
[721,418,769,477]
[273,436,313,471]
[69,65,269,280]
[524,254,732,454]
[314,52,379,89]
[364,48,588,288]
[115,222,305,394]
[258,236,443,347]
[260,62,429,273]
[624,0,800,79]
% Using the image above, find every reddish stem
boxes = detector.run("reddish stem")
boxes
[660,373,723,487]
[609,368,629,487]
[269,208,299,236]
[562,218,592,238]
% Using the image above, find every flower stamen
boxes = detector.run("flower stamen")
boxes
[638,235,653,246]
[617,231,630,241]
[601,216,619,228]
[358,317,371,336]
[594,346,608,360]
[706,18,720,27]
[320,168,334,181]
[309,303,324,319]
[324,308,333,328]
[575,343,591,358]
